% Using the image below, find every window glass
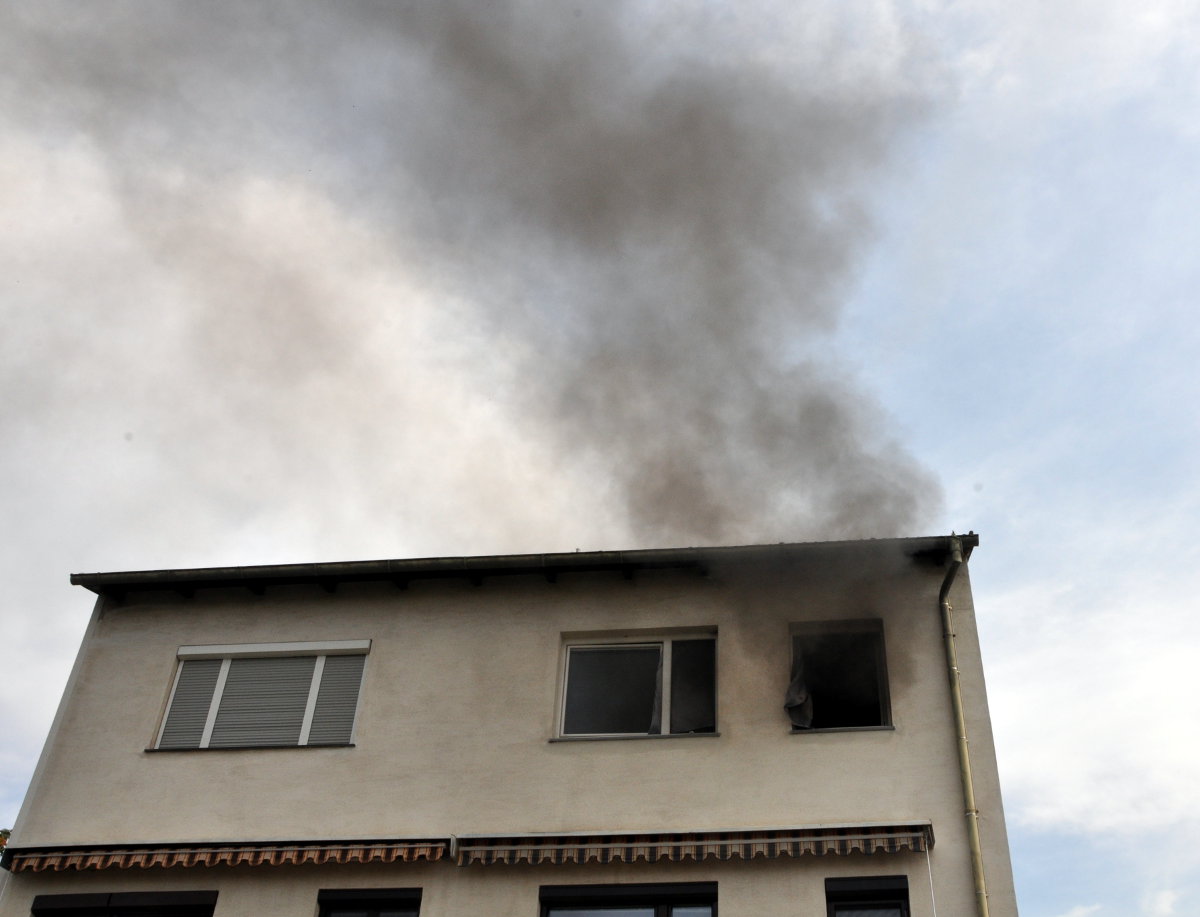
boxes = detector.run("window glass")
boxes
[825,875,908,917]
[563,645,661,735]
[541,882,715,917]
[670,639,716,734]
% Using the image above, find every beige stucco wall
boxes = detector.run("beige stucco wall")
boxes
[3,542,1017,916]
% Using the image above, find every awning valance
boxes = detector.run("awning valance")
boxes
[5,824,931,873]
[4,840,447,873]
[454,823,933,866]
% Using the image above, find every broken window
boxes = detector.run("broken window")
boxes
[825,876,909,916]
[786,621,889,730]
[560,635,716,736]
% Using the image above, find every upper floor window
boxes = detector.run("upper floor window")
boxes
[786,620,890,731]
[559,633,716,737]
[541,882,716,917]
[155,640,368,749]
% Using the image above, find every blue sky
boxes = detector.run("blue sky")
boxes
[2,4,1198,915]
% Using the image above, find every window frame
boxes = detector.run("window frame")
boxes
[540,881,717,917]
[788,619,892,733]
[824,876,909,916]
[556,630,717,739]
[153,640,370,750]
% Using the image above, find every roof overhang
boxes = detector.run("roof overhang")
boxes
[69,534,977,600]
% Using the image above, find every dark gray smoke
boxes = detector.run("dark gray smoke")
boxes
[1,1,940,549]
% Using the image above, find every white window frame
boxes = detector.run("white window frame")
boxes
[156,640,370,749]
[557,630,716,738]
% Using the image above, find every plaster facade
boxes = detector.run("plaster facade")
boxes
[1,537,1018,916]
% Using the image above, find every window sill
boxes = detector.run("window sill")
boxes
[549,732,720,743]
[145,743,356,752]
[789,725,894,735]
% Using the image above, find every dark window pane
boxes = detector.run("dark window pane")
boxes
[672,908,714,917]
[670,639,716,734]
[832,909,904,917]
[563,646,660,734]
[547,910,655,917]
[793,630,885,728]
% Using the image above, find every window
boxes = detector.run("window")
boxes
[786,621,889,730]
[317,888,421,917]
[31,890,217,916]
[540,882,716,917]
[155,640,368,749]
[825,876,909,916]
[559,633,716,737]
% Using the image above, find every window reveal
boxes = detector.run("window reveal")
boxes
[561,636,716,736]
[156,641,367,749]
[786,621,889,730]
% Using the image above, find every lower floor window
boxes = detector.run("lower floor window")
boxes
[317,887,421,917]
[825,876,909,917]
[541,882,716,917]
[31,890,217,916]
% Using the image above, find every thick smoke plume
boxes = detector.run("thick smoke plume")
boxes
[1,2,939,553]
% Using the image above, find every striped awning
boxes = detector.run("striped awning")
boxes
[4,840,447,873]
[454,823,933,866]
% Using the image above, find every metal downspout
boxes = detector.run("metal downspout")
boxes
[939,535,990,917]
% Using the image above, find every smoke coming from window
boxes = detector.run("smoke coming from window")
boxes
[1,2,940,551]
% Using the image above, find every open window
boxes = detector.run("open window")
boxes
[541,882,716,917]
[786,621,889,730]
[560,633,716,737]
[825,876,909,916]
[155,640,369,749]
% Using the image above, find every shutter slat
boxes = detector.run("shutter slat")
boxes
[158,659,222,749]
[208,657,314,747]
[307,654,366,745]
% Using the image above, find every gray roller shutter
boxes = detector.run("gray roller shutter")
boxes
[158,659,222,749]
[307,654,366,745]
[208,656,315,747]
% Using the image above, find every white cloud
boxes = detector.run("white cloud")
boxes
[1054,906,1101,917]
[921,0,1200,119]
[1146,889,1178,916]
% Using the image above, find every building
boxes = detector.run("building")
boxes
[0,535,1018,916]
